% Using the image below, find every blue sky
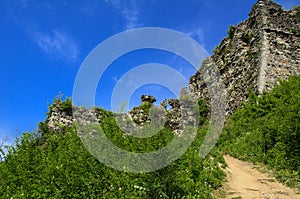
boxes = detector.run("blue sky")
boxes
[0,0,299,145]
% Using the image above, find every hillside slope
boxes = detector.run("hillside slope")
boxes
[0,0,299,198]
[218,75,300,190]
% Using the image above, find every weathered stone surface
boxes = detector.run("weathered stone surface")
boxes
[189,0,300,116]
[46,102,105,133]
[160,99,167,110]
[141,95,156,103]
[47,107,74,132]
[168,99,180,110]
[129,107,150,125]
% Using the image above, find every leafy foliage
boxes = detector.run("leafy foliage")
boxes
[218,76,300,188]
[4,73,299,197]
[291,5,300,21]
[227,25,236,39]
[0,97,225,198]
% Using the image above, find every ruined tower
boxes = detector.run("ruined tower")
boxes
[189,0,300,115]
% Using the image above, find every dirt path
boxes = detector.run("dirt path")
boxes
[222,155,300,199]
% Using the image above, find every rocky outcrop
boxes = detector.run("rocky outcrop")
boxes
[168,99,180,109]
[46,101,106,133]
[141,95,156,104]
[47,106,74,132]
[129,106,151,125]
[45,94,198,136]
[165,99,181,131]
[189,0,300,116]
[128,97,185,133]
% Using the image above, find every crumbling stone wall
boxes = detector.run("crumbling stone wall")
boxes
[128,96,185,134]
[189,0,300,116]
[47,106,74,132]
[46,95,197,136]
[256,1,300,91]
[46,0,299,132]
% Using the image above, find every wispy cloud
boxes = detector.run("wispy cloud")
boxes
[106,0,141,30]
[122,5,139,30]
[182,27,205,46]
[9,0,80,62]
[34,30,80,61]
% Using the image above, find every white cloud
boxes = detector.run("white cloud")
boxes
[106,0,141,30]
[122,6,139,30]
[9,1,80,62]
[34,30,80,61]
[183,27,205,46]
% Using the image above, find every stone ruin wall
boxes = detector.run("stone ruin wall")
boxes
[46,0,299,132]
[46,95,191,135]
[257,1,300,91]
[189,0,300,116]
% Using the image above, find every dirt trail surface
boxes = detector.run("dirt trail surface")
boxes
[223,155,300,199]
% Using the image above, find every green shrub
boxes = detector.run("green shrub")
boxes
[218,76,300,189]
[0,96,225,198]
[227,25,236,39]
